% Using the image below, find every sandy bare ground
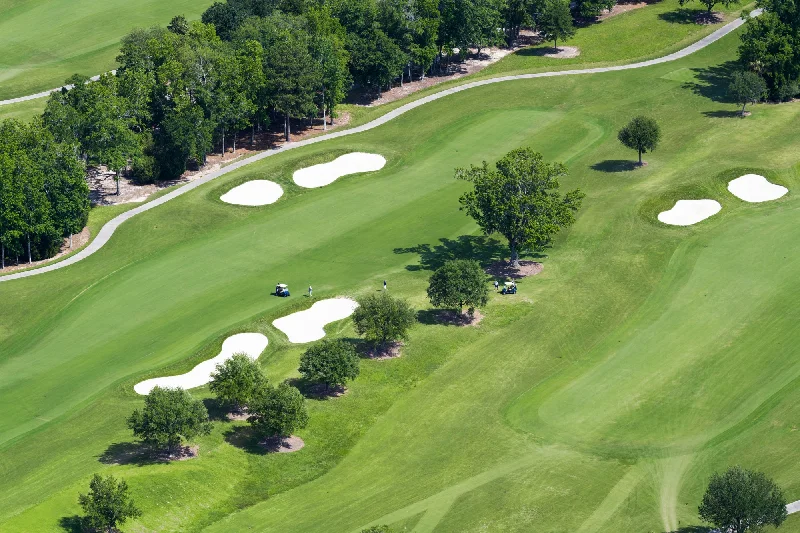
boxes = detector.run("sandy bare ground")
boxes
[429,309,484,327]
[486,260,544,279]
[262,435,305,453]
[364,341,404,360]
[598,1,648,20]
[543,46,581,58]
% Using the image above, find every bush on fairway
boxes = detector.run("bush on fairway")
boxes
[427,259,489,315]
[618,116,661,166]
[210,353,268,411]
[248,382,309,439]
[698,466,787,533]
[299,339,360,390]
[78,473,141,533]
[457,147,584,266]
[361,527,393,533]
[127,386,212,455]
[728,71,767,116]
[352,292,416,346]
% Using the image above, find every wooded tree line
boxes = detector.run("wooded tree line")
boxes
[738,0,800,100]
[0,119,89,267]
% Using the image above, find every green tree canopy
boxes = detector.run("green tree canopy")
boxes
[127,386,212,455]
[78,473,142,533]
[427,259,489,314]
[538,0,575,49]
[728,70,768,115]
[299,339,360,389]
[248,382,309,438]
[617,115,661,165]
[352,292,416,346]
[457,147,584,266]
[679,0,736,15]
[699,466,787,533]
[209,353,267,410]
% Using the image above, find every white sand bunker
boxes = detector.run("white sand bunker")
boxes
[658,199,721,226]
[293,153,386,188]
[728,174,788,203]
[220,180,284,206]
[134,333,269,394]
[273,298,358,343]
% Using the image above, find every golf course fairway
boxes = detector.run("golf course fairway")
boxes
[1,22,800,533]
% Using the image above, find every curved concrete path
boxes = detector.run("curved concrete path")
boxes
[0,71,116,106]
[0,11,759,284]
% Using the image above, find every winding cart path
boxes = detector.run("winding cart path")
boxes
[0,10,760,283]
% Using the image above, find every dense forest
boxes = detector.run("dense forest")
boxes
[2,0,799,268]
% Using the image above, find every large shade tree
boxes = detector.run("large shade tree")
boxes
[352,292,416,346]
[617,115,661,165]
[457,147,584,267]
[78,473,142,533]
[247,382,309,438]
[427,259,489,315]
[127,386,212,455]
[299,339,360,390]
[699,466,787,533]
[209,353,267,411]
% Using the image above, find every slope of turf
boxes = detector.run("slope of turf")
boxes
[0,0,213,100]
[2,25,800,533]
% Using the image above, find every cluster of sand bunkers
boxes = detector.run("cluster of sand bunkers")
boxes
[136,153,387,393]
[658,174,788,226]
[220,152,387,206]
[134,298,358,394]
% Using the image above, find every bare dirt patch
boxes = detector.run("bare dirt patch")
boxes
[486,260,544,280]
[364,341,404,360]
[696,11,723,24]
[226,410,250,422]
[262,435,305,453]
[597,2,648,20]
[543,46,581,58]
[0,226,90,274]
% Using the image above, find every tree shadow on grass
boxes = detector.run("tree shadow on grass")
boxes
[224,425,269,455]
[98,442,172,466]
[393,235,508,271]
[516,46,562,57]
[58,515,84,533]
[682,61,738,102]
[591,160,640,172]
[702,109,744,118]
[202,397,230,422]
[285,376,346,400]
[667,527,711,533]
[658,7,720,24]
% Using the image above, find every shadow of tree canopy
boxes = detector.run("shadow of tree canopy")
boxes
[58,515,84,533]
[667,526,711,533]
[393,235,508,271]
[659,7,721,24]
[286,376,347,400]
[591,160,641,172]
[202,397,231,422]
[682,61,738,102]
[98,442,172,466]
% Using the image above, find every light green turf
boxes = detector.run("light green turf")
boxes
[0,0,213,100]
[3,24,800,533]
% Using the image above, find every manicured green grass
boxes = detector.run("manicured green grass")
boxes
[0,96,46,121]
[0,0,213,100]
[3,24,800,533]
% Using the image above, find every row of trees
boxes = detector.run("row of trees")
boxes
[0,119,89,268]
[738,0,800,100]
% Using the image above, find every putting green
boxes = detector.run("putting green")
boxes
[3,26,800,533]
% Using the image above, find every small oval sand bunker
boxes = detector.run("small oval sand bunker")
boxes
[273,298,358,343]
[293,153,386,188]
[220,180,284,206]
[658,200,721,226]
[134,333,269,394]
[728,174,788,203]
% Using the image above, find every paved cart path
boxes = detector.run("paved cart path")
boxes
[0,10,760,283]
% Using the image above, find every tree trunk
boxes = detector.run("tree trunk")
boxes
[638,149,642,165]
[233,134,236,153]
[221,127,225,158]
[510,241,520,267]
[27,233,32,264]
[741,102,747,116]
[285,115,290,142]
[554,37,558,51]
[322,104,327,131]
[116,171,120,195]
[251,124,255,145]
[69,233,73,248]
[1,242,4,269]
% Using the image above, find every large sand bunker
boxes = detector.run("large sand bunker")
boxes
[273,298,358,343]
[293,153,386,188]
[728,174,788,203]
[134,333,269,394]
[220,180,284,206]
[658,200,721,226]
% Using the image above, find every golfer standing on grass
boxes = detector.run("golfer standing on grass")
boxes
[494,280,499,291]
[308,285,312,297]
[383,280,387,291]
